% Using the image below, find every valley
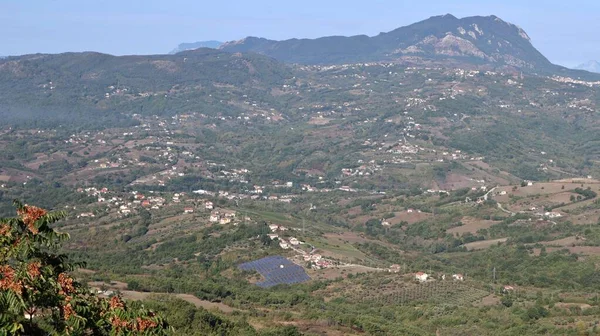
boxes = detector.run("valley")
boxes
[3,13,600,336]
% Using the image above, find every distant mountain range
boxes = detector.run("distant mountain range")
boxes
[218,14,597,78]
[575,60,600,73]
[169,41,223,54]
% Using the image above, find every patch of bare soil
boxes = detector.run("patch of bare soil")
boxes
[463,238,507,251]
[447,217,499,235]
[473,294,500,307]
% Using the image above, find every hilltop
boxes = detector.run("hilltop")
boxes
[0,48,290,128]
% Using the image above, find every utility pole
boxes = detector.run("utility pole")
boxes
[304,204,312,234]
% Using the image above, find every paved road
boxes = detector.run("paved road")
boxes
[483,186,515,216]
[483,187,497,200]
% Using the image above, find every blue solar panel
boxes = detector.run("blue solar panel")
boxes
[238,255,311,288]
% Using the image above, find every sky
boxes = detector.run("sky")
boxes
[1,0,599,67]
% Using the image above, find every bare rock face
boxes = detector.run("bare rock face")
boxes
[432,35,487,59]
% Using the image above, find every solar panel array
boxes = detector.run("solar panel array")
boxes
[238,255,311,288]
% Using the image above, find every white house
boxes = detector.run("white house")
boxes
[544,212,562,218]
[415,272,429,282]
[452,274,464,281]
[289,237,300,246]
[279,242,290,249]
[503,285,515,293]
[223,210,236,218]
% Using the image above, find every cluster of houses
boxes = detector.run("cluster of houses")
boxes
[267,224,296,249]
[268,224,289,233]
[209,210,237,224]
[77,180,309,222]
[77,212,95,218]
[276,236,303,250]
[134,192,166,210]
[538,211,562,219]
[192,187,304,202]
[341,163,379,178]
[413,272,465,282]
[131,165,186,187]
[75,187,180,217]
[265,224,336,268]
[306,254,332,269]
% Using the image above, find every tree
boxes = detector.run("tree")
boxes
[260,234,273,247]
[500,295,513,307]
[0,201,170,335]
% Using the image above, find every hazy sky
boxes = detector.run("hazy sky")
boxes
[1,0,599,67]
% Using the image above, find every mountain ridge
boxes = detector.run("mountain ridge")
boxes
[575,60,600,73]
[219,14,596,79]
